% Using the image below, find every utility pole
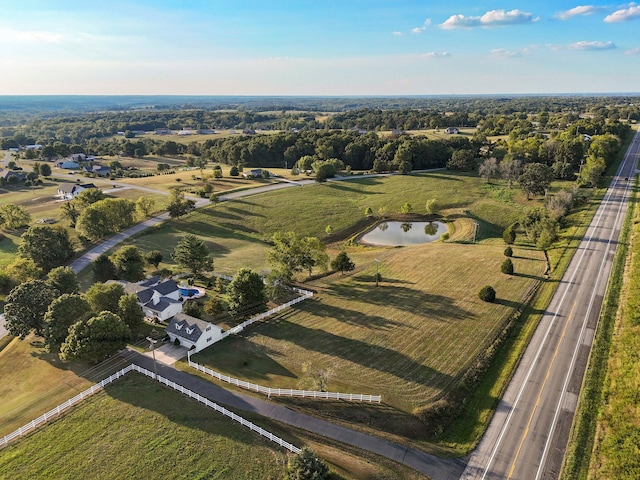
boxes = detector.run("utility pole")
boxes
[375,258,380,287]
[473,221,479,244]
[146,336,158,379]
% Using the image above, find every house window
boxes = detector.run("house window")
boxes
[205,326,211,331]
[175,323,183,330]
[186,327,194,335]
[206,337,212,343]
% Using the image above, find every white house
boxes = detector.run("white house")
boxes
[166,313,223,352]
[57,183,97,200]
[115,277,183,321]
[56,160,80,170]
[445,127,460,134]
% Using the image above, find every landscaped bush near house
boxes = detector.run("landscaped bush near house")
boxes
[501,258,514,275]
[479,285,496,302]
[504,246,513,257]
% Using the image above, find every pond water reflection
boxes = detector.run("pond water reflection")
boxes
[359,221,448,246]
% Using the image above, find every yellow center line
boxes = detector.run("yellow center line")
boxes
[507,301,577,479]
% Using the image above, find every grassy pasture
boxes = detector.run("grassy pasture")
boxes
[0,336,101,437]
[0,373,289,480]
[189,242,546,413]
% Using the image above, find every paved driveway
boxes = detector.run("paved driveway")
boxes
[146,343,188,365]
[0,314,7,341]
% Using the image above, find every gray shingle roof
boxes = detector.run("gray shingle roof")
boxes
[166,313,213,342]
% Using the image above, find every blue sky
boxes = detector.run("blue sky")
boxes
[1,1,639,95]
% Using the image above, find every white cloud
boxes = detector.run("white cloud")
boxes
[411,18,431,33]
[491,48,528,57]
[392,31,403,36]
[0,29,65,44]
[422,52,451,58]
[569,41,616,50]
[440,9,537,29]
[556,6,602,20]
[625,47,640,55]
[604,5,640,22]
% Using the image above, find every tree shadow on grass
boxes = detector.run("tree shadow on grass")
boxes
[326,182,381,195]
[226,205,266,218]
[353,274,414,285]
[254,317,453,389]
[193,336,296,382]
[300,298,408,331]
[198,208,243,221]
[326,282,472,322]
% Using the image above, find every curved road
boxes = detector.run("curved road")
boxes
[461,127,640,480]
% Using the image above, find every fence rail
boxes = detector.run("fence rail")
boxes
[189,358,381,403]
[0,364,301,455]
[220,286,313,340]
[130,365,300,453]
[0,365,134,448]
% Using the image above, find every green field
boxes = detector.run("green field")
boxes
[0,373,289,480]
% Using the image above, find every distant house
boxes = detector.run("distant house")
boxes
[69,153,86,162]
[349,127,368,135]
[83,165,111,177]
[24,144,43,150]
[57,183,97,200]
[445,127,460,134]
[243,168,263,178]
[197,129,215,135]
[166,313,223,352]
[0,169,27,182]
[155,127,172,135]
[55,160,80,170]
[242,128,256,135]
[178,129,195,136]
[114,277,183,321]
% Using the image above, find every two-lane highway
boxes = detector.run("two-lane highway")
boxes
[462,127,640,480]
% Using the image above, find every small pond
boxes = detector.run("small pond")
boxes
[359,221,448,246]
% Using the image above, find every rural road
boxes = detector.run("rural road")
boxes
[461,126,640,480]
[127,350,466,480]
[68,180,301,273]
[0,314,6,341]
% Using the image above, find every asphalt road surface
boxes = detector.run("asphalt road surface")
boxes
[461,127,640,480]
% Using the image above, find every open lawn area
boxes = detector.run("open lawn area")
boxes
[0,336,102,437]
[188,241,546,430]
[0,373,289,480]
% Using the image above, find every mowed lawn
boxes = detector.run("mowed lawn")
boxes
[191,241,547,412]
[0,336,101,437]
[0,373,288,480]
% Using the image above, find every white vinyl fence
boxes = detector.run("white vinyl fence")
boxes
[221,286,313,340]
[0,364,301,455]
[189,356,382,403]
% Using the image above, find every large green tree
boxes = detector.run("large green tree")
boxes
[46,266,80,295]
[286,447,329,480]
[172,234,213,277]
[43,294,92,352]
[76,198,135,241]
[60,311,131,363]
[267,231,327,276]
[518,163,553,199]
[18,225,75,272]
[85,282,125,315]
[0,204,31,230]
[227,268,267,314]
[118,293,145,333]
[167,188,196,219]
[331,251,355,275]
[4,280,59,338]
[111,245,146,282]
[93,253,117,282]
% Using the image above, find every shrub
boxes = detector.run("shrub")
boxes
[479,285,496,302]
[501,258,514,275]
[503,224,516,244]
[286,448,329,480]
[441,232,450,241]
[504,246,513,257]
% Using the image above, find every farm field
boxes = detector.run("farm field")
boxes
[188,241,546,431]
[0,373,289,480]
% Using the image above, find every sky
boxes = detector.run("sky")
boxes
[1,1,639,96]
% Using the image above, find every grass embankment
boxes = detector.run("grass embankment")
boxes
[562,178,640,479]
[0,372,428,480]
